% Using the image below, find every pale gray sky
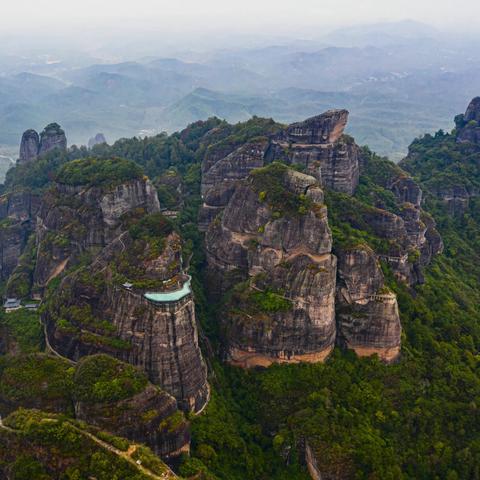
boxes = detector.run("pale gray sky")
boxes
[1,0,479,33]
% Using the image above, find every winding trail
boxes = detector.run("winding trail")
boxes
[0,415,177,479]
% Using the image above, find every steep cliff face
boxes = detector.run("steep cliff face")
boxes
[44,224,209,413]
[0,191,40,282]
[34,176,159,289]
[206,164,337,366]
[0,221,30,281]
[335,246,401,363]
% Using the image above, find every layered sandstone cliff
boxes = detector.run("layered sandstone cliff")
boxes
[200,109,362,232]
[206,164,337,366]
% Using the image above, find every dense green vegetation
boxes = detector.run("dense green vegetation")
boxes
[3,114,480,479]
[55,156,143,187]
[251,162,313,217]
[0,409,159,480]
[0,308,43,353]
[0,354,73,414]
[74,354,148,403]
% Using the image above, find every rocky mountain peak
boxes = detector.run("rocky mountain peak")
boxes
[464,97,480,123]
[282,109,349,145]
[17,123,67,165]
[88,133,107,149]
[39,122,67,156]
[456,97,480,144]
[18,129,40,164]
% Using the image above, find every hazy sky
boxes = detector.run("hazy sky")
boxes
[2,0,480,34]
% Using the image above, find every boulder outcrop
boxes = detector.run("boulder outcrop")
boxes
[268,110,360,194]
[38,122,67,156]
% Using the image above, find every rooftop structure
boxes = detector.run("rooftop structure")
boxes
[4,298,21,312]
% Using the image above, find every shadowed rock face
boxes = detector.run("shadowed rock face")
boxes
[464,97,480,123]
[18,129,39,164]
[0,191,41,281]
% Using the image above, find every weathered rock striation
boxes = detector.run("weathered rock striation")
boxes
[267,110,360,194]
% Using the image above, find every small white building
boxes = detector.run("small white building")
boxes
[3,298,21,313]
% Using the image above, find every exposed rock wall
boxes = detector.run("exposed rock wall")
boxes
[456,97,480,144]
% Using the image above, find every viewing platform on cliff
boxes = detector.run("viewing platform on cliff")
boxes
[144,275,192,305]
